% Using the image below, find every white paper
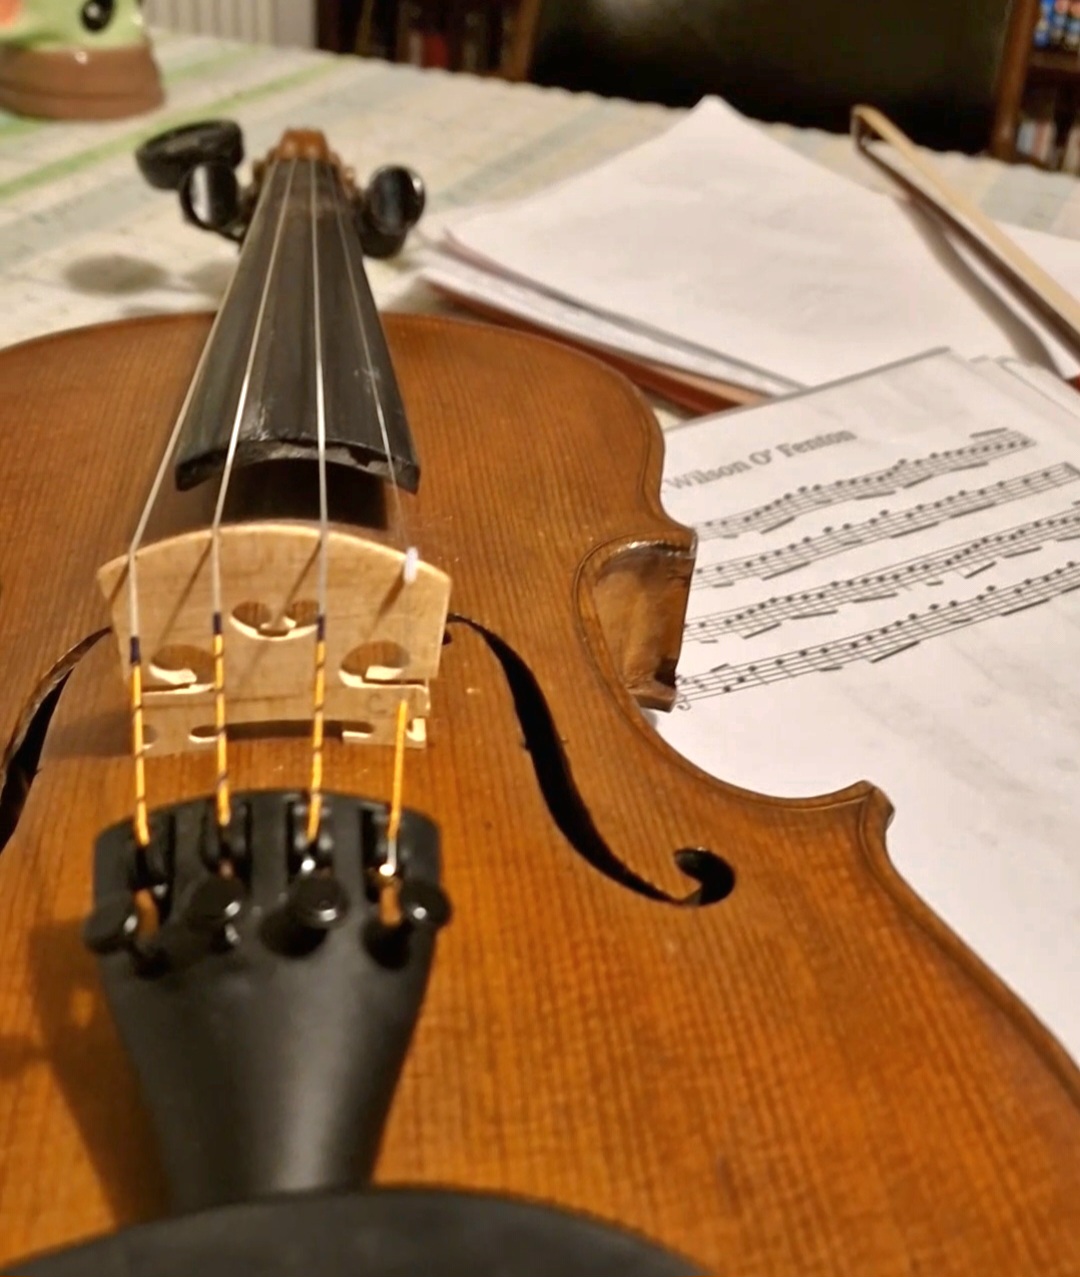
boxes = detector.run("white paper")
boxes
[443,99,1080,387]
[420,249,798,397]
[994,356,1080,421]
[652,350,1080,1063]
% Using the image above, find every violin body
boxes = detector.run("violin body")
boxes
[0,309,1077,1274]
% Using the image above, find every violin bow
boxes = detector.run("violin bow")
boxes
[851,103,1080,372]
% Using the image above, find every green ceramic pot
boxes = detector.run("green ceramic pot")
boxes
[0,0,164,118]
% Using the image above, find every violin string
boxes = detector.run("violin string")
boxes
[124,253,248,848]
[208,155,296,840]
[128,648,150,849]
[385,698,409,875]
[332,168,417,873]
[377,699,409,925]
[332,169,411,561]
[305,158,331,847]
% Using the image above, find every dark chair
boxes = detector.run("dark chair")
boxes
[529,0,1027,155]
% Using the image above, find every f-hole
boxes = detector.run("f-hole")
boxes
[448,615,735,908]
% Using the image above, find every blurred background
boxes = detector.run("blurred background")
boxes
[141,1,1076,167]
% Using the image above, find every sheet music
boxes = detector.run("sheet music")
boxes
[442,98,1080,386]
[652,349,1080,1063]
[418,250,798,398]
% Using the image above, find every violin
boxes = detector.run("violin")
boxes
[0,119,1077,1275]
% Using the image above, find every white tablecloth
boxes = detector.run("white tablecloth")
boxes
[3,29,1080,369]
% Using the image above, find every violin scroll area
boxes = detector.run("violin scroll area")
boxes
[97,523,450,755]
[137,119,425,261]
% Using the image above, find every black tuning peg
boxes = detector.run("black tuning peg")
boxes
[135,120,244,192]
[182,873,246,950]
[179,161,243,238]
[355,165,426,259]
[136,120,247,241]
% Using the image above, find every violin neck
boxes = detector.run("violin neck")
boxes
[170,154,419,494]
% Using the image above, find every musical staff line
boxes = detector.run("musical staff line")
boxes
[695,463,1080,589]
[679,560,1080,702]
[689,505,1080,641]
[697,429,1034,540]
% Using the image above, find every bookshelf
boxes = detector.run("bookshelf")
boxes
[993,0,1080,169]
[318,0,542,80]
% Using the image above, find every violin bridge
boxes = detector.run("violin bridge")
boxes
[98,523,450,756]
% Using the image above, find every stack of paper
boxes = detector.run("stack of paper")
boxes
[651,348,1080,1063]
[421,98,1080,406]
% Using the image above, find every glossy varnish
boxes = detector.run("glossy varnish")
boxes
[0,313,1076,1273]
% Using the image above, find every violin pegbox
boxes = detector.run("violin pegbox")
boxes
[97,523,451,756]
[136,120,426,257]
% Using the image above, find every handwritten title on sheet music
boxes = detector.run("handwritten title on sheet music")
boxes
[664,430,857,490]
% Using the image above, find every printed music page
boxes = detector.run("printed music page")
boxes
[652,349,1080,1062]
[417,251,797,397]
[441,97,1080,386]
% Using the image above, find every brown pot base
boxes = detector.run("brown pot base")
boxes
[0,41,164,120]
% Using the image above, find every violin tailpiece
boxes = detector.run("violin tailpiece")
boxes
[82,790,449,1214]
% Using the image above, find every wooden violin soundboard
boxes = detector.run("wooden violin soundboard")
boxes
[0,122,1075,1276]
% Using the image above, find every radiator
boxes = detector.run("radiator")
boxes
[143,0,315,47]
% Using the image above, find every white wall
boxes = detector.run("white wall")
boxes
[143,0,316,47]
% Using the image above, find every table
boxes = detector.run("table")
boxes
[5,28,1080,381]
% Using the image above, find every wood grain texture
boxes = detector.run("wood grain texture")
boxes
[98,523,449,753]
[0,314,1076,1273]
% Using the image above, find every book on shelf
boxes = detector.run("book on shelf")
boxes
[1014,79,1080,172]
[1063,115,1080,171]
[1032,0,1080,54]
[395,0,424,64]
[458,3,490,72]
[355,0,397,58]
[358,1,517,75]
[1016,84,1058,164]
[1034,0,1053,48]
[1050,0,1070,48]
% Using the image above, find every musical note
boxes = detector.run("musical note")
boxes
[689,504,1080,641]
[697,429,1034,541]
[695,463,1080,589]
[678,560,1080,702]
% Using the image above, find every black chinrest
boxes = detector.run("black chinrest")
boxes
[20,1188,695,1276]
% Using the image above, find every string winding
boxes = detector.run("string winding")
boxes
[123,225,257,848]
[305,158,332,846]
[332,160,420,870]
